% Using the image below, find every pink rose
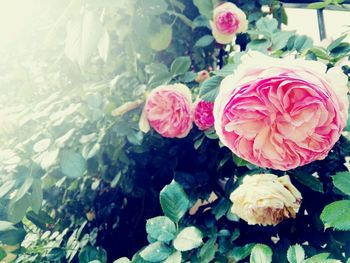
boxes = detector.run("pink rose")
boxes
[193,100,214,131]
[214,51,349,170]
[139,84,193,138]
[211,2,248,44]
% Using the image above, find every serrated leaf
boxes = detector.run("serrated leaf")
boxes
[199,76,222,102]
[170,56,191,76]
[60,150,87,178]
[303,253,341,263]
[195,35,214,47]
[250,244,272,263]
[173,226,203,251]
[232,243,256,261]
[321,200,350,230]
[140,241,172,262]
[333,172,350,196]
[146,216,176,242]
[292,173,323,193]
[159,182,189,223]
[199,238,216,263]
[287,244,305,263]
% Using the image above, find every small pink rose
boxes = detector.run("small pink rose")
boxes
[214,51,349,170]
[211,2,248,44]
[139,84,193,138]
[194,100,214,131]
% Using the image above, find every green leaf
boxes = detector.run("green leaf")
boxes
[149,25,172,51]
[170,56,191,76]
[12,175,34,203]
[59,150,87,178]
[199,238,216,263]
[113,258,131,263]
[0,248,6,261]
[78,246,107,263]
[145,63,168,75]
[26,210,55,230]
[65,10,104,66]
[193,15,210,29]
[142,0,168,15]
[303,253,341,263]
[195,35,214,47]
[164,251,181,263]
[199,76,222,102]
[212,198,231,220]
[321,200,350,230]
[193,0,213,19]
[308,47,330,60]
[307,2,330,9]
[0,221,16,232]
[33,138,51,153]
[47,248,66,261]
[333,172,350,196]
[0,228,26,245]
[232,154,250,167]
[247,39,271,52]
[328,34,348,51]
[140,241,172,262]
[256,17,278,33]
[8,195,31,223]
[232,243,256,261]
[287,244,305,263]
[146,216,176,242]
[292,173,323,193]
[271,31,294,50]
[250,244,273,263]
[173,226,203,252]
[31,179,43,213]
[159,182,190,223]
[0,180,15,199]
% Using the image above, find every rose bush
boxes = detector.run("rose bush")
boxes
[0,0,350,263]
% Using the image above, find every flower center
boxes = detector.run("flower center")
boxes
[215,11,239,34]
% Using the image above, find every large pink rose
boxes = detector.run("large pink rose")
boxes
[139,84,193,138]
[211,2,248,44]
[193,100,214,131]
[214,51,349,170]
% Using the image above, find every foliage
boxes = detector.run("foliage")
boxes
[0,0,349,262]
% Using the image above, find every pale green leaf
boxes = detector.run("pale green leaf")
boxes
[60,150,87,178]
[321,200,350,230]
[173,226,203,252]
[159,182,189,223]
[287,244,305,263]
[146,216,176,242]
[333,171,350,196]
[140,241,172,262]
[250,244,272,263]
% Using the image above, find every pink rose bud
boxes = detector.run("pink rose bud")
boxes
[195,70,210,83]
[214,51,349,171]
[193,100,214,131]
[139,84,193,138]
[211,2,248,44]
